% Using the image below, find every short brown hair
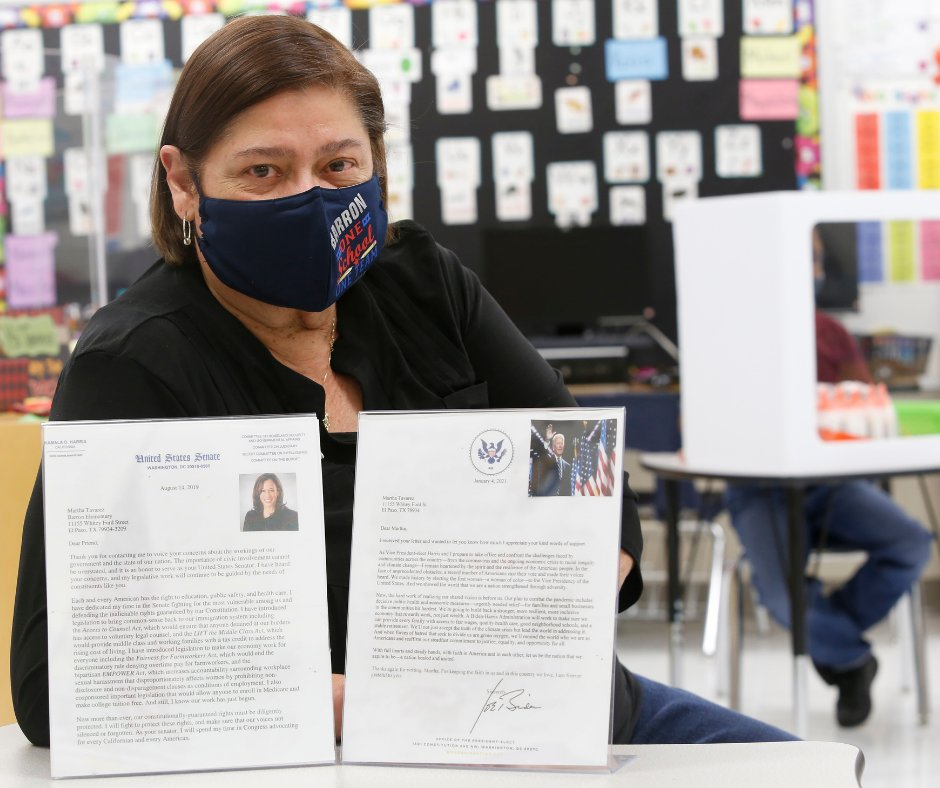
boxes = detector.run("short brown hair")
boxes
[151,14,388,264]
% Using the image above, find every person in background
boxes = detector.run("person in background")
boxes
[13,14,795,749]
[726,229,934,727]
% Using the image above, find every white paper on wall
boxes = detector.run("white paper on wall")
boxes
[551,0,597,47]
[119,18,166,65]
[435,71,474,114]
[743,0,794,35]
[678,0,724,37]
[383,104,412,145]
[614,80,653,125]
[661,177,699,222]
[547,160,598,228]
[495,180,533,222]
[656,130,703,182]
[609,185,647,225]
[11,196,46,235]
[181,13,225,63]
[681,36,719,81]
[440,186,479,225]
[496,0,539,48]
[715,124,764,177]
[307,6,353,49]
[499,45,537,77]
[486,74,543,111]
[68,195,92,237]
[492,131,536,183]
[60,23,105,74]
[436,136,482,189]
[603,130,651,183]
[6,155,48,202]
[613,0,659,40]
[432,0,479,49]
[1,28,44,93]
[369,4,415,50]
[555,86,594,134]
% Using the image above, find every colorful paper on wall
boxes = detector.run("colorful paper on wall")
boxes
[920,220,940,281]
[883,111,914,190]
[605,38,668,81]
[915,110,940,189]
[2,77,56,119]
[855,221,884,283]
[1,118,54,157]
[0,313,59,357]
[5,231,58,309]
[739,79,799,120]
[854,113,881,190]
[740,35,801,78]
[105,113,160,154]
[887,220,916,282]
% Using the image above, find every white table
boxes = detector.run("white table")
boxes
[640,451,936,738]
[0,724,862,787]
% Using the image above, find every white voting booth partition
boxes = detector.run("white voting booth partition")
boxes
[672,190,940,476]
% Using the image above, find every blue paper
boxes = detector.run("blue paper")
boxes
[605,38,668,82]
[856,221,884,283]
[883,111,914,190]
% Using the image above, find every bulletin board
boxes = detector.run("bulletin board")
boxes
[0,0,812,374]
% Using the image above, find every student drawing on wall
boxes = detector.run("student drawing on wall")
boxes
[242,472,299,531]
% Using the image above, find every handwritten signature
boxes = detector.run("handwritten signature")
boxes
[469,678,542,734]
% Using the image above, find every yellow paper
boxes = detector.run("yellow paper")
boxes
[1,119,54,157]
[740,35,801,79]
[888,221,916,282]
[916,110,940,189]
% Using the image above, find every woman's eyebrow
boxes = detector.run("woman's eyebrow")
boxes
[231,139,364,160]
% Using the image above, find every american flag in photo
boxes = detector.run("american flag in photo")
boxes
[572,419,618,497]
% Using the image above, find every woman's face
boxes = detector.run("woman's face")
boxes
[259,480,279,509]
[161,85,374,320]
[196,86,373,203]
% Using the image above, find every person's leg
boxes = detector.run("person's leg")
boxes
[628,674,797,744]
[804,481,933,669]
[725,484,819,632]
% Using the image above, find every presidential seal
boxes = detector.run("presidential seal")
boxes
[470,429,514,476]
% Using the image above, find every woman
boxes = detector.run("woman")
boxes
[12,15,792,747]
[243,473,299,531]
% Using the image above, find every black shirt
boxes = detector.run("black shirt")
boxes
[12,221,644,746]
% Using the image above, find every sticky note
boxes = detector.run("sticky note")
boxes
[605,37,668,82]
[0,313,60,357]
[1,118,54,157]
[920,221,940,281]
[915,110,940,189]
[105,113,159,154]
[739,79,799,120]
[887,221,916,282]
[5,231,58,309]
[855,222,884,283]
[883,111,914,190]
[855,113,881,190]
[740,35,801,78]
[2,76,56,119]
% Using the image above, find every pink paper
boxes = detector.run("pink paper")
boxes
[6,232,58,309]
[920,220,940,281]
[2,77,57,119]
[739,79,799,121]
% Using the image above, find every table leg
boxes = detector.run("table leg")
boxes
[664,478,683,687]
[787,487,808,738]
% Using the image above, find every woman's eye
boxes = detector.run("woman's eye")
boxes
[327,160,352,173]
[248,164,274,178]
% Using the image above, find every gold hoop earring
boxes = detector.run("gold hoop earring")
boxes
[182,217,192,246]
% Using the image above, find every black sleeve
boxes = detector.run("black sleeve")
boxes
[449,258,644,612]
[11,351,189,747]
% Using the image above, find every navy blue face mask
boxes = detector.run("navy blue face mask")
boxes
[195,174,388,312]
